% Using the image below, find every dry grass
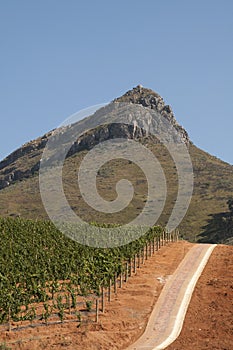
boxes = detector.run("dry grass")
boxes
[0,137,232,244]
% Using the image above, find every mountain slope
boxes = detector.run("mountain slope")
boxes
[0,86,232,244]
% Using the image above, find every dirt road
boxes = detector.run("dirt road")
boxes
[1,242,232,350]
[126,244,216,349]
[165,244,233,350]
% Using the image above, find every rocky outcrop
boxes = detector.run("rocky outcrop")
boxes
[114,85,189,144]
[68,123,145,154]
[0,123,146,189]
[39,123,147,167]
[0,133,50,190]
[0,85,190,190]
[0,163,41,189]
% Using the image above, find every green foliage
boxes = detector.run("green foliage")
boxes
[0,216,163,325]
[227,198,233,214]
[0,344,11,350]
[198,200,233,244]
[56,295,65,323]
[75,311,82,327]
[42,303,53,324]
[85,300,93,312]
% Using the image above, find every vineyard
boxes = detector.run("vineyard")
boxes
[0,217,178,332]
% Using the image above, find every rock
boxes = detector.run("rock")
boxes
[114,85,190,144]
[0,85,190,190]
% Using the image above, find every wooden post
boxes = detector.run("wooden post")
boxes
[153,237,155,254]
[125,262,129,282]
[68,293,71,315]
[114,272,117,294]
[120,272,123,288]
[8,307,11,332]
[108,279,111,302]
[101,286,105,312]
[129,258,132,277]
[146,243,148,260]
[95,299,99,323]
[134,254,137,273]
[142,247,145,264]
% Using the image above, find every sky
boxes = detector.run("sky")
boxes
[0,0,233,164]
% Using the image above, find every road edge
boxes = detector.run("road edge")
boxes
[155,244,217,350]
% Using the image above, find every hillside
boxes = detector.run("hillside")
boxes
[1,242,232,350]
[0,86,233,243]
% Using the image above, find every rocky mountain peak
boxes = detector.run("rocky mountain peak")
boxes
[0,86,190,190]
[114,84,162,106]
[114,85,189,144]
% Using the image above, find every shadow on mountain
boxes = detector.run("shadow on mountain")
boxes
[197,211,233,245]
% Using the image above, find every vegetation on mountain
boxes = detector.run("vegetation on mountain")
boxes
[198,199,233,244]
[0,86,232,244]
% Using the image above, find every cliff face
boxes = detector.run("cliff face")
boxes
[0,133,50,189]
[114,85,189,144]
[0,85,189,190]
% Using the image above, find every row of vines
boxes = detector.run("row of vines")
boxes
[0,217,178,330]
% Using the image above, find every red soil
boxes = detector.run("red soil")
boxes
[166,244,233,350]
[0,241,193,350]
[1,242,232,350]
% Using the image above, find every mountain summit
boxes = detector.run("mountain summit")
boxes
[114,85,189,143]
[0,86,233,244]
[0,85,188,190]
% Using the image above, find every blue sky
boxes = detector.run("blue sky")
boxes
[0,0,233,164]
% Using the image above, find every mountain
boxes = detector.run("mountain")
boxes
[0,85,233,244]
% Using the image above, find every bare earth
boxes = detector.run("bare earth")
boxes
[1,242,232,350]
[1,241,192,350]
[166,244,233,350]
